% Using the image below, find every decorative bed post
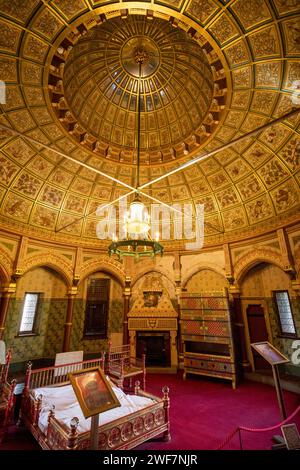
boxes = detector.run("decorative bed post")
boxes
[67,417,79,450]
[142,353,146,390]
[46,405,55,444]
[100,351,105,370]
[0,378,16,442]
[33,394,42,427]
[134,380,140,395]
[162,386,171,442]
[24,361,32,395]
[0,348,12,395]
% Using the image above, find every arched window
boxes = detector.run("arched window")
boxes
[83,278,110,339]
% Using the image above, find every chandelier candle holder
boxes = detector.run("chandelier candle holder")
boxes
[108,46,164,261]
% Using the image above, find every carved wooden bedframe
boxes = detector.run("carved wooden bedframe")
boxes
[20,357,170,450]
[0,349,16,442]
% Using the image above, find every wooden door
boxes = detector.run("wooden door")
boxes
[246,304,269,370]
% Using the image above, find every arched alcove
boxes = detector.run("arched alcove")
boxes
[240,262,298,372]
[3,266,68,364]
[71,270,124,353]
[185,268,228,293]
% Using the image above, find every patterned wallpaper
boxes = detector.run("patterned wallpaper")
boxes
[186,269,228,293]
[4,267,124,364]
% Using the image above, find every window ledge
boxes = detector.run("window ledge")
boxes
[82,335,107,340]
[15,333,39,338]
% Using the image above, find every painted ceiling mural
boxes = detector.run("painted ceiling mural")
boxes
[0,0,299,248]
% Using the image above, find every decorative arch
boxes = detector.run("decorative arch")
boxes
[131,267,174,289]
[22,251,73,287]
[79,257,125,287]
[234,248,285,284]
[182,263,226,289]
[294,242,300,278]
[0,247,13,284]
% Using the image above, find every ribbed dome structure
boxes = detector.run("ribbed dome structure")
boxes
[62,16,214,163]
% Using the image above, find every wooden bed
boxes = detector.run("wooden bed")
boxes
[20,357,170,450]
[0,349,16,442]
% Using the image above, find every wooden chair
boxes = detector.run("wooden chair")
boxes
[105,342,146,392]
[0,349,16,442]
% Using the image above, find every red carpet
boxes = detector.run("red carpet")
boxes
[1,373,299,451]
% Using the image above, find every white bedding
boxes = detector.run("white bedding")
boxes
[32,382,155,434]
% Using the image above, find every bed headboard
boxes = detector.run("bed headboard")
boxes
[24,354,105,391]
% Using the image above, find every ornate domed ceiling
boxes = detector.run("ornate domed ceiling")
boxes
[0,0,299,248]
[60,16,216,163]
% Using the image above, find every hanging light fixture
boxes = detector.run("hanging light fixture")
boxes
[108,46,164,261]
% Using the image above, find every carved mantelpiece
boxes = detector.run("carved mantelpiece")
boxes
[128,275,178,368]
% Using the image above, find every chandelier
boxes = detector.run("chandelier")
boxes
[108,47,164,261]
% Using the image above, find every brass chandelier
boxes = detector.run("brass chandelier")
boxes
[108,47,164,261]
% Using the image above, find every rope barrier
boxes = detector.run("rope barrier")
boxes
[216,404,300,450]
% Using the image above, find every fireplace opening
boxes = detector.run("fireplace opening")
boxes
[136,331,171,367]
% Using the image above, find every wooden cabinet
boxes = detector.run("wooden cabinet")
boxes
[180,289,237,389]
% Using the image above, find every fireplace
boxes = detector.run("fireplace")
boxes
[136,331,171,367]
[127,273,178,370]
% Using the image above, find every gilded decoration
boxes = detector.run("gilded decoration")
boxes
[3,192,32,222]
[0,57,17,82]
[250,27,280,59]
[12,172,42,197]
[129,274,177,318]
[231,0,272,30]
[54,14,226,164]
[258,158,289,188]
[216,187,240,209]
[231,91,251,109]
[251,91,276,114]
[283,18,300,55]
[279,137,300,172]
[0,153,19,186]
[273,0,300,16]
[255,62,281,88]
[234,247,285,282]
[245,195,274,223]
[237,174,264,201]
[0,20,21,53]
[226,159,251,181]
[50,0,87,20]
[209,14,239,45]
[208,171,230,190]
[243,142,272,168]
[232,67,252,89]
[224,40,250,67]
[271,179,299,212]
[0,0,298,246]
[31,205,57,229]
[32,9,63,40]
[3,86,24,111]
[261,124,290,151]
[222,206,247,231]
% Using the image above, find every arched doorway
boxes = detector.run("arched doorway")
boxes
[240,262,295,372]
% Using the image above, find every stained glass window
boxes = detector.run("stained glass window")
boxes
[274,291,296,337]
[19,293,39,334]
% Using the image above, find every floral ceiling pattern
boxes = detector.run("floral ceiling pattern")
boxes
[0,0,299,245]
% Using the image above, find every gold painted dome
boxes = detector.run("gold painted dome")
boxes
[0,1,299,245]
[59,16,215,164]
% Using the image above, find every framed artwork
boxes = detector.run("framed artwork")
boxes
[68,366,120,418]
[251,341,289,366]
[143,291,161,307]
